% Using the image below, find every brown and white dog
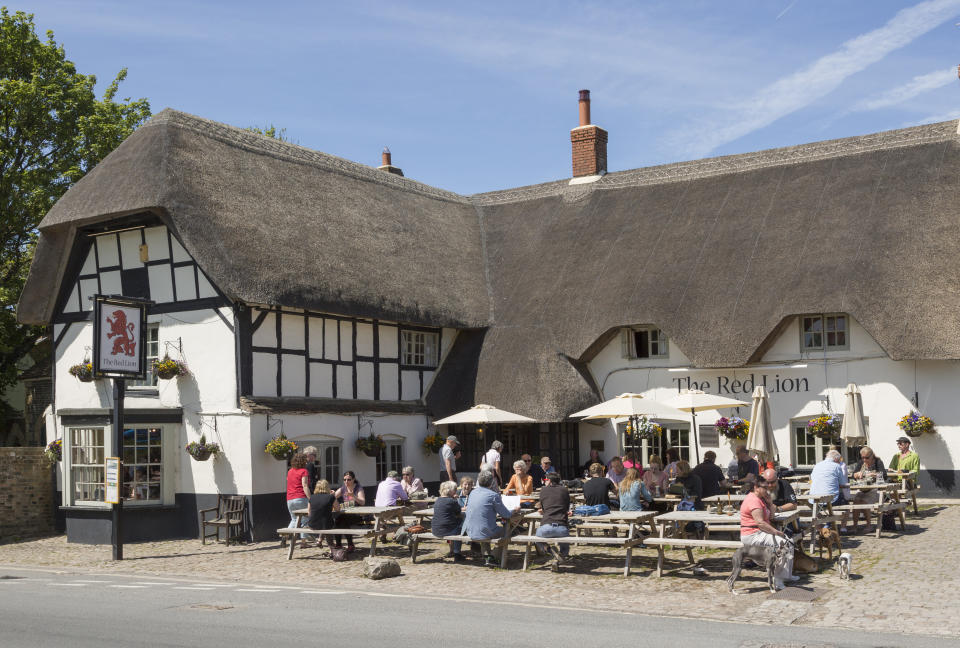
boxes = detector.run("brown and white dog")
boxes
[816,526,842,560]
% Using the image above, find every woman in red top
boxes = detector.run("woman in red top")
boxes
[738,471,797,589]
[286,453,310,545]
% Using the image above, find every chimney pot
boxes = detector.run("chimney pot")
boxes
[381,147,392,167]
[578,89,591,126]
[570,89,607,178]
[377,146,404,177]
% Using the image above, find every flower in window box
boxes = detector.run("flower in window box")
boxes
[898,411,935,437]
[715,416,749,440]
[68,362,94,382]
[356,433,385,457]
[185,434,220,461]
[44,438,62,463]
[154,355,188,380]
[625,416,662,443]
[422,433,444,456]
[807,415,841,440]
[265,432,297,460]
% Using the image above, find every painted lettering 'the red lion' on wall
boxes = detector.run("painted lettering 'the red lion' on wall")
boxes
[106,309,137,357]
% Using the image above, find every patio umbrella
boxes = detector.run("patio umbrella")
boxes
[432,404,536,425]
[570,393,680,458]
[662,390,749,464]
[840,383,868,446]
[745,385,777,463]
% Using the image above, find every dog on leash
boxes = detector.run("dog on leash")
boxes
[727,537,794,593]
[816,526,842,560]
[837,552,852,580]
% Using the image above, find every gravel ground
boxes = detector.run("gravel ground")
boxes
[1,503,956,637]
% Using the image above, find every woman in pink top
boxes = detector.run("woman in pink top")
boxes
[738,472,797,589]
[642,455,669,497]
[286,453,311,544]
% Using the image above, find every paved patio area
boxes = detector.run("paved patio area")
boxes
[1,503,956,637]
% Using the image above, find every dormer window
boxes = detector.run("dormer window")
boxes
[801,314,848,351]
[621,327,668,359]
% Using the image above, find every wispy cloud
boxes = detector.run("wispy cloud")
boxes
[852,67,957,111]
[664,0,960,159]
[900,109,960,127]
[775,0,799,21]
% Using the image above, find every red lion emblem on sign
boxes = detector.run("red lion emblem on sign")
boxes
[106,310,137,357]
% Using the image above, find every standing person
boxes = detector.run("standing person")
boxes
[286,453,311,541]
[606,456,627,486]
[305,480,339,552]
[536,471,571,570]
[735,445,760,482]
[334,470,366,552]
[302,445,319,493]
[739,473,798,590]
[400,466,425,498]
[581,448,604,476]
[485,440,504,486]
[692,451,730,499]
[462,471,519,567]
[440,435,458,482]
[890,436,920,475]
[618,468,653,510]
[502,459,534,496]
[643,455,669,497]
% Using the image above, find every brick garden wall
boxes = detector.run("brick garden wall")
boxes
[0,447,55,541]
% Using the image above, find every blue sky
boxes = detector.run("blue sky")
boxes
[17,0,960,194]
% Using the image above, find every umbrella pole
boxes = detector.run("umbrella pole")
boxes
[691,411,701,464]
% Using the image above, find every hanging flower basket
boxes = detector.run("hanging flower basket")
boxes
[356,433,385,457]
[807,415,841,440]
[898,411,934,437]
[68,362,94,383]
[265,432,297,460]
[422,433,444,456]
[44,439,63,464]
[624,416,662,443]
[154,355,188,380]
[186,434,220,461]
[716,416,749,440]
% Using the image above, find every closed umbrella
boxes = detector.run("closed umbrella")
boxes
[662,390,749,464]
[745,385,777,463]
[840,383,867,446]
[433,404,536,425]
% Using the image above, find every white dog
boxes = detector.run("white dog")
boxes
[837,552,852,580]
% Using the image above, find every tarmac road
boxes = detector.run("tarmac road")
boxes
[0,567,956,648]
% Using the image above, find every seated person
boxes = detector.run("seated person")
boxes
[581,448,604,476]
[606,456,627,486]
[502,459,534,496]
[374,470,409,507]
[333,470,365,551]
[692,451,730,499]
[462,470,519,566]
[769,468,798,511]
[643,455,669,497]
[664,448,681,480]
[809,450,848,506]
[400,466,425,498]
[739,473,798,590]
[673,460,703,509]
[734,445,760,482]
[618,468,653,511]
[305,479,340,550]
[621,451,641,474]
[583,462,618,510]
[457,476,474,509]
[431,480,466,562]
[850,446,887,533]
[889,436,920,477]
[525,454,545,488]
[536,472,571,568]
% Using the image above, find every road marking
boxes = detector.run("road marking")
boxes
[236,588,280,593]
[193,583,235,587]
[301,591,340,594]
[133,582,168,585]
[73,580,112,583]
[51,583,87,587]
[110,585,147,589]
[173,586,216,591]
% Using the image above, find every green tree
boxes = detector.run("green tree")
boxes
[0,7,151,419]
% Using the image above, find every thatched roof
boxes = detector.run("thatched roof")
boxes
[20,110,960,421]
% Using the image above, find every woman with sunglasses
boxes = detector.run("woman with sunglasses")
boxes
[333,471,366,552]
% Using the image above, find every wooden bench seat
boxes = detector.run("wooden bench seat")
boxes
[642,537,743,577]
[277,527,380,559]
[506,534,645,575]
[830,501,908,536]
[408,533,502,565]
[703,524,740,538]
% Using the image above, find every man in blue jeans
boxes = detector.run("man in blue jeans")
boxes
[536,471,571,571]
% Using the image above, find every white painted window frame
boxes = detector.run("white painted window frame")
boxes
[800,313,849,352]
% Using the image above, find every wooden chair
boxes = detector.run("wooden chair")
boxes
[199,495,247,545]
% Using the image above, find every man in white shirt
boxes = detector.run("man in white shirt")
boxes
[484,440,503,485]
[809,449,849,505]
[440,435,458,482]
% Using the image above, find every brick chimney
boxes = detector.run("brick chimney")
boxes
[570,90,607,178]
[377,147,404,176]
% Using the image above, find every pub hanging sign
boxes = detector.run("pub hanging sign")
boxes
[93,295,148,380]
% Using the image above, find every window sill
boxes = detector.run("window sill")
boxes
[126,388,159,397]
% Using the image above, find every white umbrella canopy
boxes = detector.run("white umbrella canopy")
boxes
[432,404,536,425]
[746,385,777,462]
[840,383,868,445]
[569,393,669,419]
[662,390,749,463]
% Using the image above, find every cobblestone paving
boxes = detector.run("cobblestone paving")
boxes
[1,504,956,637]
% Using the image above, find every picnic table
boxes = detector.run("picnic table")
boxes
[832,481,907,538]
[702,493,747,512]
[278,505,406,559]
[408,508,530,569]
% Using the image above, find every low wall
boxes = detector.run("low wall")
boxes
[0,447,56,541]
